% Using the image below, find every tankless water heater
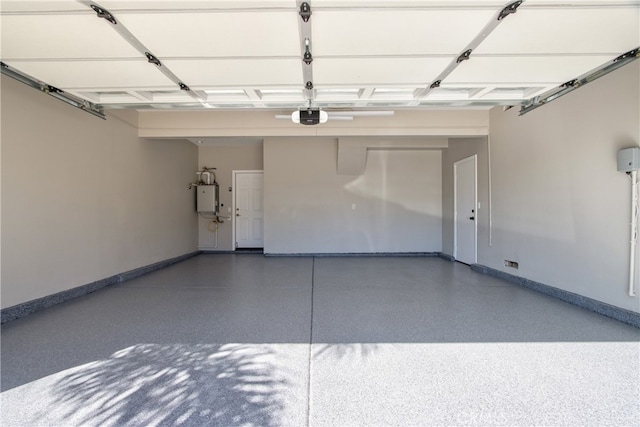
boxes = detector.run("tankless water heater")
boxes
[197,184,219,214]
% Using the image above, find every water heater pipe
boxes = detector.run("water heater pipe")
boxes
[200,171,212,185]
[630,170,637,297]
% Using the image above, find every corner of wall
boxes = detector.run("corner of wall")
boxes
[2,76,200,308]
[107,110,139,129]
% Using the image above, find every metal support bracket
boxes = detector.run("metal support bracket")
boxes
[1,61,106,119]
[80,1,207,102]
[456,49,473,63]
[297,0,315,103]
[498,1,523,21]
[519,47,640,115]
[90,4,116,25]
[145,52,162,66]
[299,2,312,22]
[413,0,524,104]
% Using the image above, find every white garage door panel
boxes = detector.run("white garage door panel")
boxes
[165,59,303,87]
[314,9,495,56]
[475,8,639,54]
[2,60,176,89]
[117,12,300,57]
[314,57,454,85]
[447,56,615,85]
[0,15,141,59]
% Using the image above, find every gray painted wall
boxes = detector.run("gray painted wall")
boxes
[1,75,199,308]
[484,62,640,313]
[4,61,638,314]
[264,137,442,254]
[197,143,264,251]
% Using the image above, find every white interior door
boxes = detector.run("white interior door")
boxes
[454,155,477,264]
[234,171,264,249]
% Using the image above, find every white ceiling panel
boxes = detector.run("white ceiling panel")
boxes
[0,14,141,59]
[1,0,638,113]
[475,8,640,54]
[446,55,615,84]
[117,11,301,57]
[3,60,175,89]
[0,1,85,13]
[163,59,303,86]
[314,57,453,85]
[98,1,296,11]
[313,9,495,56]
[311,0,508,7]
[523,0,640,6]
[260,89,305,102]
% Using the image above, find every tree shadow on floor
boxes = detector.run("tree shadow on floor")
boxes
[313,343,382,360]
[44,343,291,427]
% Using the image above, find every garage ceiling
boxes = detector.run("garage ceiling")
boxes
[1,0,638,115]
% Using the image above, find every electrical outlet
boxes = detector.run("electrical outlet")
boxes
[504,260,519,269]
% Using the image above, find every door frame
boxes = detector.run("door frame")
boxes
[232,170,264,251]
[453,155,478,264]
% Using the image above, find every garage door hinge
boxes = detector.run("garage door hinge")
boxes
[498,1,522,21]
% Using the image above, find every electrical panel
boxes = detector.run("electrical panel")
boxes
[617,147,640,172]
[197,184,219,213]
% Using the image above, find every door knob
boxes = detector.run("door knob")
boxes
[469,216,475,220]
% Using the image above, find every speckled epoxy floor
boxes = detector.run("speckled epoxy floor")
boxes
[2,254,639,426]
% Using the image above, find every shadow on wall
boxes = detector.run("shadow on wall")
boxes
[43,344,288,427]
[344,150,442,218]
[340,149,442,252]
